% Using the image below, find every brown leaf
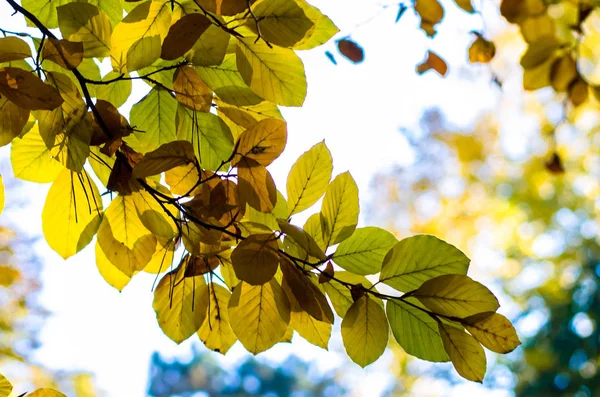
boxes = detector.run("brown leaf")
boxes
[183,254,220,276]
[318,261,334,284]
[42,38,84,70]
[91,100,132,145]
[550,55,578,92]
[337,39,364,64]
[161,13,211,60]
[568,77,588,107]
[237,158,277,212]
[415,0,444,37]
[231,233,280,285]
[194,0,250,16]
[468,33,495,63]
[416,51,448,76]
[545,152,565,174]
[107,153,136,194]
[173,66,213,112]
[0,67,64,110]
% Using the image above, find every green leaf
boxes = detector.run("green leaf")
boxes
[341,296,389,367]
[386,300,449,362]
[439,323,486,383]
[22,0,72,29]
[57,3,113,58]
[277,219,326,261]
[412,274,500,318]
[379,235,470,292]
[153,264,209,344]
[176,104,234,170]
[320,171,359,247]
[96,71,132,108]
[462,312,521,354]
[322,271,382,317]
[286,140,332,216]
[228,279,291,354]
[236,35,307,107]
[248,0,315,47]
[333,227,398,275]
[110,0,171,72]
[187,24,230,67]
[42,169,102,259]
[127,86,178,153]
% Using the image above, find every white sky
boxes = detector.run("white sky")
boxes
[0,1,507,396]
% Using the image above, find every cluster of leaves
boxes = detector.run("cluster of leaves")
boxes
[0,0,519,383]
[1,373,65,397]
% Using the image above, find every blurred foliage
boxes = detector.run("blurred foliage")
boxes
[147,349,346,397]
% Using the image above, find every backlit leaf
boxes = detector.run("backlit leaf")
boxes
[0,95,29,146]
[237,158,277,212]
[0,37,32,62]
[132,140,196,178]
[337,39,364,63]
[42,38,84,70]
[413,274,500,318]
[161,13,211,60]
[0,67,64,110]
[293,0,339,50]
[228,279,291,354]
[96,71,132,108]
[341,296,389,367]
[173,66,212,112]
[286,140,332,216]
[0,373,12,397]
[233,118,287,167]
[249,0,314,47]
[198,283,237,354]
[462,312,521,353]
[416,50,448,76]
[468,34,495,63]
[379,234,470,292]
[95,238,132,291]
[28,389,67,397]
[286,282,331,349]
[11,123,63,183]
[320,171,359,247]
[187,25,230,67]
[439,323,486,382]
[277,219,326,261]
[333,227,398,275]
[415,0,444,37]
[231,233,280,285]
[57,3,112,58]
[194,0,248,16]
[42,169,102,259]
[454,0,474,13]
[322,271,382,318]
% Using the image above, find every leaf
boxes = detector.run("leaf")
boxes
[198,283,237,354]
[386,300,449,362]
[233,118,287,166]
[97,194,157,275]
[11,123,63,182]
[42,169,103,259]
[42,38,84,70]
[236,36,307,107]
[57,3,112,58]
[333,227,398,275]
[249,0,315,47]
[216,98,283,139]
[569,77,589,107]
[0,373,12,397]
[132,188,178,238]
[22,0,72,29]
[231,233,280,285]
[237,158,277,212]
[161,13,211,60]
[153,265,209,344]
[0,67,64,110]
[286,282,331,349]
[132,140,196,178]
[416,50,448,76]
[468,34,495,63]
[280,259,334,324]
[322,271,382,318]
[0,95,29,146]
[194,0,248,16]
[173,66,212,112]
[277,219,326,261]
[286,140,332,216]
[176,105,235,170]
[110,0,171,72]
[341,296,389,367]
[96,71,132,108]
[379,235,470,292]
[187,25,230,67]
[95,238,132,291]
[127,86,178,153]
[293,0,339,50]
[337,39,364,63]
[415,0,444,37]
[318,261,334,284]
[520,39,559,70]
[165,162,201,195]
[462,312,521,353]
[454,0,474,13]
[320,171,359,247]
[412,274,500,318]
[439,323,486,383]
[27,390,67,397]
[0,37,32,62]
[228,279,291,354]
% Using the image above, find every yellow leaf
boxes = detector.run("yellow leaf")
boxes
[165,162,201,196]
[161,13,211,60]
[0,67,64,110]
[454,0,474,13]
[415,0,444,37]
[144,237,176,274]
[27,389,67,397]
[216,98,283,139]
[520,39,559,69]
[173,66,213,112]
[468,34,495,63]
[132,188,178,238]
[231,233,279,285]
[11,123,63,183]
[280,259,334,324]
[42,169,102,259]
[110,0,171,72]
[293,0,339,50]
[550,55,578,93]
[569,77,589,107]
[0,373,12,397]
[96,195,157,275]
[462,312,521,353]
[42,38,84,70]
[277,219,326,261]
[198,283,237,354]
[233,118,287,167]
[320,171,359,247]
[132,140,196,178]
[95,238,132,291]
[248,0,315,47]
[153,264,209,344]
[0,94,29,146]
[0,37,32,62]
[237,158,277,212]
[286,140,332,216]
[412,274,500,318]
[57,2,112,58]
[236,36,307,106]
[187,25,230,67]
[286,282,331,349]
[341,296,388,367]
[228,279,291,354]
[439,323,486,382]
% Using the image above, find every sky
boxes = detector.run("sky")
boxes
[0,1,510,396]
